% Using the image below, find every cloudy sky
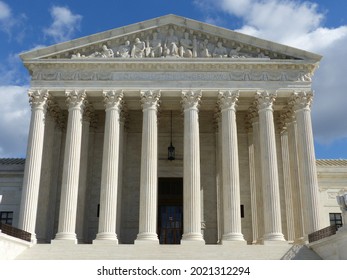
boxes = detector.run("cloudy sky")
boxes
[0,0,346,158]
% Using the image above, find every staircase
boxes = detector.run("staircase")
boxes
[15,243,322,260]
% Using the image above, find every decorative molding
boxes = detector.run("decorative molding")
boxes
[30,64,315,83]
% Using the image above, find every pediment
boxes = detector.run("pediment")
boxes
[20,14,321,62]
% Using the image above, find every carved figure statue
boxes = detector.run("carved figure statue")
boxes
[229,47,245,58]
[213,41,228,58]
[116,41,131,58]
[88,45,114,58]
[131,38,146,58]
[179,32,193,58]
[165,28,179,56]
[199,39,211,58]
[146,32,163,58]
[258,52,269,58]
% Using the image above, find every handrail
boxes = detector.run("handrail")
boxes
[0,222,31,242]
[308,225,339,243]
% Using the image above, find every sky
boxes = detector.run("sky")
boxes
[0,0,346,159]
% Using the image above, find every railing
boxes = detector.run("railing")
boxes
[308,225,339,243]
[0,222,31,242]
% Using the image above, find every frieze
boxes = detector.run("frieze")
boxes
[31,70,313,82]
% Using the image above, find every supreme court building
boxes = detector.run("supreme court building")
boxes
[13,14,328,248]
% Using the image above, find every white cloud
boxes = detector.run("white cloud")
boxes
[0,85,30,158]
[196,0,347,144]
[43,6,82,43]
[0,1,11,20]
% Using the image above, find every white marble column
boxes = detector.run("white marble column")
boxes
[279,115,295,242]
[218,91,245,243]
[181,90,205,244]
[54,90,86,243]
[214,109,223,243]
[135,90,160,244]
[18,89,49,243]
[286,116,305,241]
[94,90,123,243]
[256,91,285,242]
[76,105,94,243]
[292,91,321,235]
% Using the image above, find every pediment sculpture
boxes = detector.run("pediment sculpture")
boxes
[71,28,270,60]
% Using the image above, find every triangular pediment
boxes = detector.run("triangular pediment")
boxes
[20,14,321,62]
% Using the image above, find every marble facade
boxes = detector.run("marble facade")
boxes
[2,15,340,246]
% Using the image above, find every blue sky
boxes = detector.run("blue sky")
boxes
[0,0,346,159]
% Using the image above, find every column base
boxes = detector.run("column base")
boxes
[181,233,205,245]
[221,233,246,243]
[263,232,286,242]
[53,232,78,244]
[93,232,118,245]
[134,232,159,245]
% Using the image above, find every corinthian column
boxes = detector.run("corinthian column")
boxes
[94,90,123,244]
[135,90,160,244]
[218,91,245,243]
[292,91,321,235]
[181,90,205,244]
[18,89,49,243]
[54,90,86,243]
[256,91,285,242]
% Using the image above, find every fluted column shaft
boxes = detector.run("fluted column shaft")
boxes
[256,92,285,242]
[286,118,305,241]
[18,90,49,242]
[135,90,160,243]
[292,91,321,235]
[95,90,123,243]
[181,90,204,244]
[54,90,86,242]
[218,91,245,243]
[280,125,295,242]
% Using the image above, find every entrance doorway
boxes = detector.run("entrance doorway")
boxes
[158,178,183,244]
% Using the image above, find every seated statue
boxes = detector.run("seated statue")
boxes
[88,45,114,58]
[131,38,146,58]
[116,41,131,58]
[199,39,211,58]
[229,47,246,58]
[146,32,163,57]
[165,28,179,56]
[213,41,228,58]
[179,32,193,58]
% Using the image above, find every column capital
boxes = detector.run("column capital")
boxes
[103,90,123,110]
[291,91,313,111]
[218,90,239,111]
[28,89,49,110]
[140,90,160,110]
[255,91,277,112]
[181,90,202,111]
[65,90,87,110]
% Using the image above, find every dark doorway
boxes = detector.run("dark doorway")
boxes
[158,178,183,244]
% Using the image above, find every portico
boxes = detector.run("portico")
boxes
[17,15,322,245]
